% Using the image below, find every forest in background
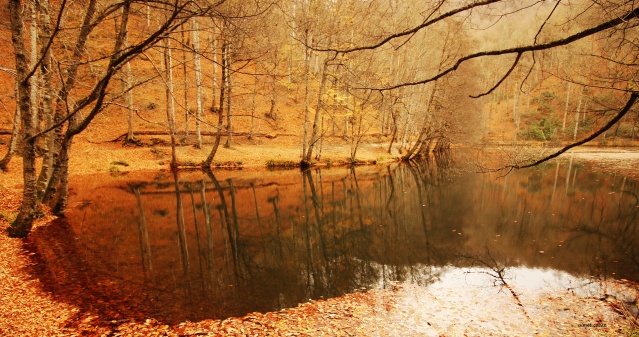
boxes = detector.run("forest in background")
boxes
[0,0,638,237]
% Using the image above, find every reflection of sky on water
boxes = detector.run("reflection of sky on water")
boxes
[426,266,601,295]
[384,266,627,336]
[362,262,606,301]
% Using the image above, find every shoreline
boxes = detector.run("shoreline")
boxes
[2,139,639,204]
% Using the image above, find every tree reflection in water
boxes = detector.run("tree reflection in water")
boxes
[27,157,639,323]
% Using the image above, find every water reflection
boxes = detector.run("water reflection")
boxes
[28,157,639,323]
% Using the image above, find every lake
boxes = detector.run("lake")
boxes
[26,153,639,324]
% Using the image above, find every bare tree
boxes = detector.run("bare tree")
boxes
[164,26,179,168]
[191,17,204,148]
[203,21,229,167]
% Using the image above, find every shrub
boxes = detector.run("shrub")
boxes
[108,166,123,176]
[266,159,298,168]
[110,160,129,167]
[521,116,559,141]
[532,91,556,104]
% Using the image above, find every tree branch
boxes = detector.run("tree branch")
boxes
[371,6,639,91]
[488,92,639,171]
[313,0,503,54]
[471,52,521,98]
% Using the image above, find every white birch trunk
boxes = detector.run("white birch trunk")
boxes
[210,27,218,112]
[512,81,519,143]
[224,41,233,148]
[124,11,134,141]
[562,82,571,130]
[182,29,190,138]
[191,17,203,148]
[573,86,584,141]
[165,39,178,168]
[302,34,310,159]
[250,67,257,139]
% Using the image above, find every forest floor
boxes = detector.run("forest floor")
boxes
[2,138,639,336]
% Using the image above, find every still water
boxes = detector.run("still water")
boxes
[28,156,639,324]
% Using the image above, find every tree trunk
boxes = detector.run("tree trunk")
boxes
[52,135,72,215]
[40,101,68,205]
[316,115,324,161]
[191,17,203,148]
[35,0,55,198]
[562,82,571,131]
[288,3,295,84]
[387,114,397,154]
[182,28,190,139]
[398,119,409,153]
[165,37,178,168]
[124,19,135,142]
[210,27,218,112]
[0,83,20,171]
[8,0,37,238]
[573,86,584,141]
[224,40,233,148]
[249,67,257,139]
[146,4,151,30]
[268,72,278,120]
[29,0,39,134]
[350,113,364,162]
[302,32,310,161]
[203,37,228,167]
[267,50,278,120]
[512,80,519,143]
[305,58,329,162]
